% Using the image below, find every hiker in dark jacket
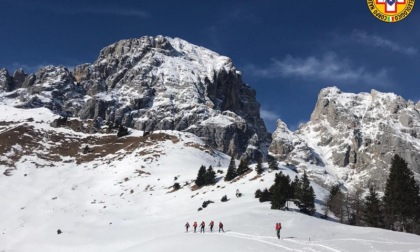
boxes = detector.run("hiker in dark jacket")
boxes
[209,220,214,232]
[219,221,224,233]
[200,221,205,233]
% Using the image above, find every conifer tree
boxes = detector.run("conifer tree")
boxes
[256,158,264,175]
[290,176,300,200]
[268,157,278,171]
[225,156,237,181]
[294,171,316,215]
[325,184,345,222]
[205,165,216,185]
[237,157,250,176]
[383,155,420,232]
[117,125,129,137]
[269,172,291,210]
[259,188,271,202]
[195,165,207,187]
[362,187,384,228]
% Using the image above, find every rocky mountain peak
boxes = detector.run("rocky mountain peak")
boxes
[270,87,420,191]
[0,35,269,159]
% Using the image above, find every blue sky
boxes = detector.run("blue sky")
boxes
[1,0,419,132]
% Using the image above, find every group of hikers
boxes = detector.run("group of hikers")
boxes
[185,221,224,233]
[184,221,282,239]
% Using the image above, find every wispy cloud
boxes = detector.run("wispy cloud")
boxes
[260,108,280,121]
[246,52,391,86]
[351,30,417,56]
[70,8,150,18]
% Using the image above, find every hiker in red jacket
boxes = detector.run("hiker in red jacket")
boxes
[193,221,197,233]
[185,222,190,232]
[219,221,224,233]
[275,222,282,239]
[200,221,205,233]
[209,220,214,232]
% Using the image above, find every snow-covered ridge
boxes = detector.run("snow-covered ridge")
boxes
[270,87,420,192]
[1,105,419,252]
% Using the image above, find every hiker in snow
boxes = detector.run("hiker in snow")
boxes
[209,220,214,232]
[185,222,190,232]
[236,189,242,197]
[275,222,282,239]
[200,221,205,233]
[219,221,224,233]
[193,221,198,233]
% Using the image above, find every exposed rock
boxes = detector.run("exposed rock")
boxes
[0,68,14,91]
[0,36,269,158]
[12,68,27,89]
[270,87,420,191]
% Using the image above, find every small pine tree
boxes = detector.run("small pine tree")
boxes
[221,195,228,202]
[255,189,262,198]
[195,165,207,187]
[205,165,216,185]
[268,158,278,171]
[270,172,292,210]
[237,157,250,176]
[225,156,237,181]
[117,125,129,137]
[256,158,264,175]
[173,182,181,191]
[362,187,384,228]
[259,188,271,203]
[383,155,420,232]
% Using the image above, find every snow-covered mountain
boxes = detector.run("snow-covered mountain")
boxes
[270,87,420,191]
[0,35,269,159]
[1,106,420,252]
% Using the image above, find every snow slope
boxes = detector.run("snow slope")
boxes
[1,106,420,252]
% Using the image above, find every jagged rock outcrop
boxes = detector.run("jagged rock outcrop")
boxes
[0,36,269,158]
[270,87,420,190]
[0,68,14,92]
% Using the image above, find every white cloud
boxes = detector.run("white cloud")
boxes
[260,108,280,121]
[246,52,391,86]
[351,30,417,56]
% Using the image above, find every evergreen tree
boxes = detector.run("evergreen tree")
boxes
[294,171,316,215]
[259,188,271,203]
[195,165,207,187]
[344,188,364,226]
[117,125,129,137]
[237,157,250,176]
[326,184,345,222]
[225,156,237,181]
[268,157,278,171]
[363,187,384,228]
[383,155,420,232]
[269,172,291,210]
[290,176,300,200]
[255,189,262,198]
[255,158,264,175]
[205,165,216,185]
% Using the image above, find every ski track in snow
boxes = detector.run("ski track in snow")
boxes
[217,231,342,252]
[217,232,300,251]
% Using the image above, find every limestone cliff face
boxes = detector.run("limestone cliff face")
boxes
[270,87,420,190]
[0,36,269,158]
